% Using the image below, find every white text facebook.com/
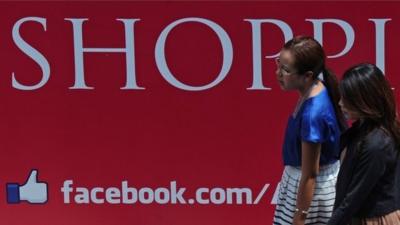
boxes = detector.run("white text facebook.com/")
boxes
[61,180,277,205]
[5,170,279,205]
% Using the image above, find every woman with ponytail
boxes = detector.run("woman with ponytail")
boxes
[273,36,346,225]
[328,63,400,225]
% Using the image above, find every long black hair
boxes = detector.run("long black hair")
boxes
[340,63,400,148]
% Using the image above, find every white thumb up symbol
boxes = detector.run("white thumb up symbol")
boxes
[7,169,48,204]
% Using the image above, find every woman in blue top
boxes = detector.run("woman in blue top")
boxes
[273,36,346,225]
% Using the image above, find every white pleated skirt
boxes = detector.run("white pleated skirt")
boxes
[273,161,340,225]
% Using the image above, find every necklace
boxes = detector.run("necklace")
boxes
[292,81,319,118]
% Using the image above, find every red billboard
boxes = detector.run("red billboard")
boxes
[0,1,399,225]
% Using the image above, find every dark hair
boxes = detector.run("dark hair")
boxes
[283,36,347,131]
[340,63,400,147]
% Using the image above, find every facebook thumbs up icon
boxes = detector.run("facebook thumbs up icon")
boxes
[6,169,48,204]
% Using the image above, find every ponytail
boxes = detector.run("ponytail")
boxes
[321,67,347,131]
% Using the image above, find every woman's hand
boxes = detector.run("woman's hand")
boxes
[292,213,306,225]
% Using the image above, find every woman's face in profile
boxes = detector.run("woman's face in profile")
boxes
[339,98,361,121]
[275,50,304,91]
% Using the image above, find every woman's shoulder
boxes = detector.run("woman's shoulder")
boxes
[361,128,396,154]
[365,128,393,142]
[301,89,334,120]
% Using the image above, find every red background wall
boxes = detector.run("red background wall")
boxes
[0,1,399,225]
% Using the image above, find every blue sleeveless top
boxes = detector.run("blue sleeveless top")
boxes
[283,87,341,166]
